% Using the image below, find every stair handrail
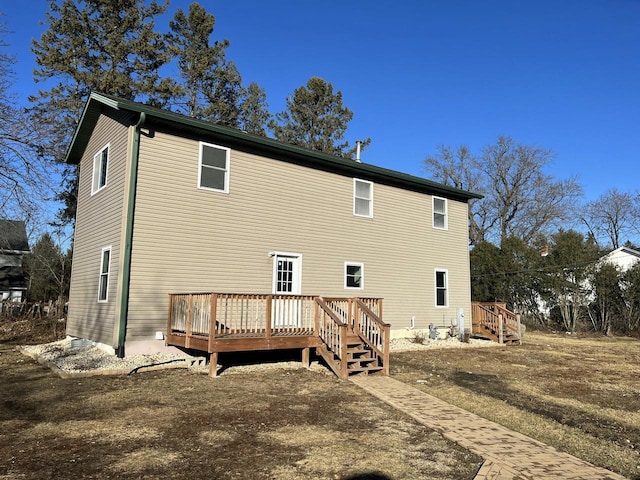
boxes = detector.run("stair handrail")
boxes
[472,303,500,334]
[315,297,348,373]
[471,302,522,342]
[354,298,390,375]
[491,303,521,337]
[354,299,389,349]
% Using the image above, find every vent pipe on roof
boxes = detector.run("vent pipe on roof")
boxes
[355,140,362,163]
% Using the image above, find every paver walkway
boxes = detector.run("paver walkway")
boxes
[350,376,627,480]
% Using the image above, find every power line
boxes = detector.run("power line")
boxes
[471,259,603,279]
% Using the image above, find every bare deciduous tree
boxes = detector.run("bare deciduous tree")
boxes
[0,15,59,222]
[424,144,489,244]
[580,188,638,249]
[425,136,583,246]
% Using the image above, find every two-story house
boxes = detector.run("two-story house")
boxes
[65,92,481,367]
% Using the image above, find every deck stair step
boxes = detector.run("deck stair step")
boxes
[347,348,369,357]
[348,365,384,374]
[317,334,385,378]
[344,338,384,375]
[473,324,521,345]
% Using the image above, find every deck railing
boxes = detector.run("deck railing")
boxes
[321,297,383,328]
[315,297,349,377]
[471,302,522,343]
[322,297,352,326]
[168,293,317,340]
[354,298,390,375]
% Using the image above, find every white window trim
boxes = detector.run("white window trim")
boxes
[98,246,112,303]
[433,196,448,230]
[353,178,373,218]
[91,144,110,195]
[435,268,448,308]
[344,262,364,290]
[198,142,231,193]
[271,251,302,295]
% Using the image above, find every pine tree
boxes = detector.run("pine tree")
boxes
[23,233,71,303]
[30,0,176,224]
[168,3,270,133]
[169,3,231,118]
[270,77,369,158]
[239,82,270,136]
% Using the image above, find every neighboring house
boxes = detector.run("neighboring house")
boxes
[65,92,481,357]
[599,246,640,272]
[0,220,30,302]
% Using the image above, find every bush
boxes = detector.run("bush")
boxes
[0,315,66,345]
[410,331,427,345]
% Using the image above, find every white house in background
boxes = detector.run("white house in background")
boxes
[599,246,640,272]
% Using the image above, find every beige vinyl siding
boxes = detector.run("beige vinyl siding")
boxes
[125,130,472,340]
[66,109,131,346]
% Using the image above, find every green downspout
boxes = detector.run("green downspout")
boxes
[116,112,146,358]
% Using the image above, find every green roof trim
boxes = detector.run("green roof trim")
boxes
[66,92,482,202]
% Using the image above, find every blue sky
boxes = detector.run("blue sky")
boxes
[2,0,639,202]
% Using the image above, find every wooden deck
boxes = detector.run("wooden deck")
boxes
[166,293,389,379]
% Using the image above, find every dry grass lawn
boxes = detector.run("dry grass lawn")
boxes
[391,331,640,479]
[4,318,638,478]
[0,317,481,480]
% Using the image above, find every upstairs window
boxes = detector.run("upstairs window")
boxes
[435,269,448,307]
[98,246,111,302]
[345,262,364,289]
[92,144,109,194]
[199,142,230,193]
[354,179,373,217]
[433,196,448,230]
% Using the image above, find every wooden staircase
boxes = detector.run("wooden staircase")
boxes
[316,331,386,378]
[315,297,390,379]
[471,302,523,346]
[344,333,384,375]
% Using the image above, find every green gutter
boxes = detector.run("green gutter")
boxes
[116,111,146,358]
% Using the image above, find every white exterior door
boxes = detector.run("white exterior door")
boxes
[273,253,301,295]
[272,253,302,327]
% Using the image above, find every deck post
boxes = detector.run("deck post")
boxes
[209,352,218,377]
[348,298,355,331]
[208,293,217,352]
[313,297,320,336]
[266,295,272,340]
[498,314,504,344]
[383,324,390,376]
[166,294,173,341]
[185,294,193,349]
[516,314,522,338]
[301,347,310,369]
[340,324,348,380]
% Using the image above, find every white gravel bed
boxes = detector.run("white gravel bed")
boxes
[20,335,498,377]
[20,339,202,377]
[389,336,500,352]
